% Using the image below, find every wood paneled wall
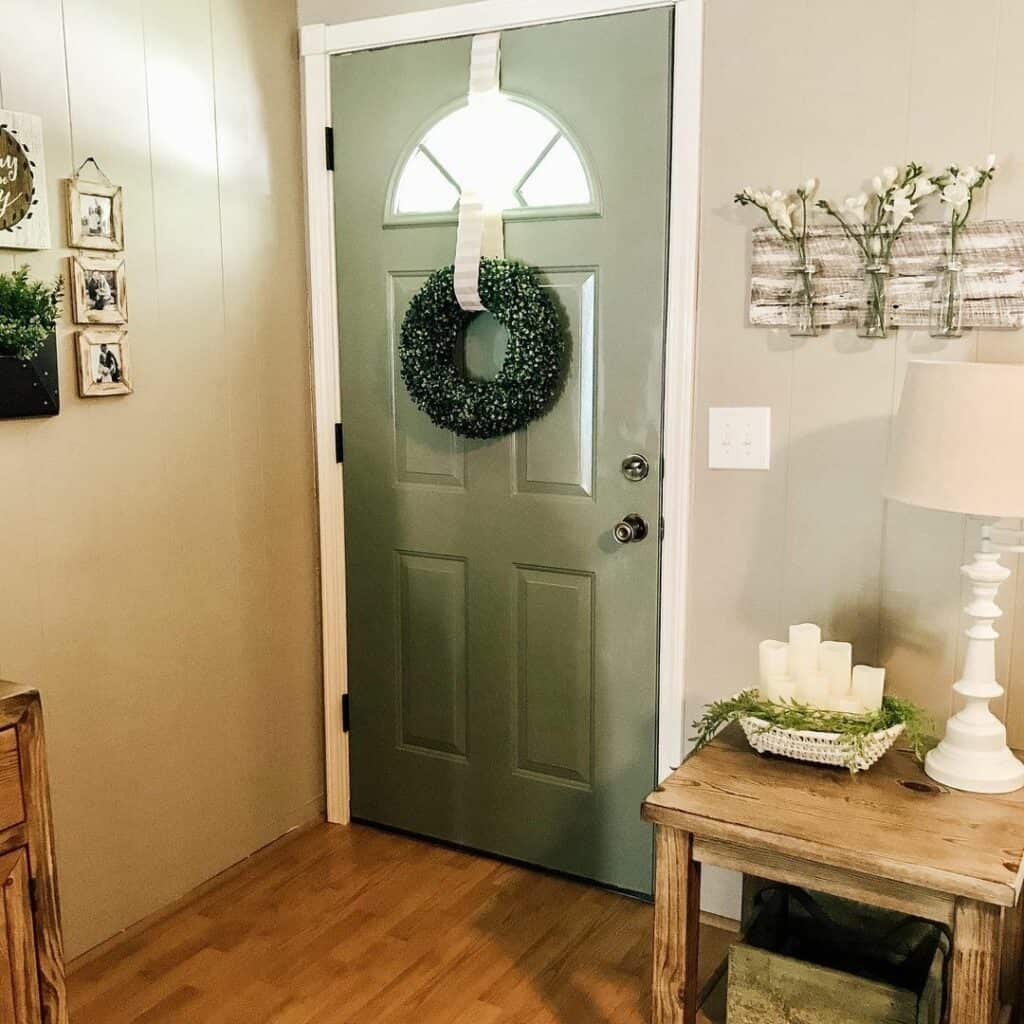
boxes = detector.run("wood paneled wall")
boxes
[685,0,1024,746]
[0,0,322,958]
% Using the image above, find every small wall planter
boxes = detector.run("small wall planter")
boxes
[0,333,60,419]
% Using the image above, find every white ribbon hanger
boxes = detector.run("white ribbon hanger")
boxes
[453,32,505,312]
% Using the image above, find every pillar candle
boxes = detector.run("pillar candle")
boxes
[819,641,853,699]
[789,623,822,703]
[851,665,885,713]
[766,678,796,704]
[837,695,863,716]
[759,640,789,689]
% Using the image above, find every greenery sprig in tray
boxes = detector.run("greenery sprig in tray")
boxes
[692,690,934,774]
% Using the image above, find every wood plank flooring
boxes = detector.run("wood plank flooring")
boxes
[68,823,735,1024]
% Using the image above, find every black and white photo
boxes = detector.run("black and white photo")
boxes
[69,255,127,325]
[66,176,124,251]
[76,328,132,397]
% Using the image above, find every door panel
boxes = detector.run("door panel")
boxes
[389,273,467,488]
[397,551,468,760]
[333,9,672,894]
[513,270,597,498]
[514,565,594,787]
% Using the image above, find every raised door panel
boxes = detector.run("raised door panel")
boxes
[389,272,466,488]
[0,848,41,1024]
[513,270,597,498]
[0,730,25,833]
[513,566,594,787]
[397,552,469,760]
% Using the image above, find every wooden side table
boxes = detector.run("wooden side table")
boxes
[642,725,1024,1024]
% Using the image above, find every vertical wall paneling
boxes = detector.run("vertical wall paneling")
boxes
[0,0,319,958]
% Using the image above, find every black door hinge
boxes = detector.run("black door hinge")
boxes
[341,693,350,733]
[335,422,344,463]
[325,126,335,172]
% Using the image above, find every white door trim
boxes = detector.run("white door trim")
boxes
[300,0,704,823]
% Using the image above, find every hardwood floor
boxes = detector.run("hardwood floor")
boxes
[68,822,735,1024]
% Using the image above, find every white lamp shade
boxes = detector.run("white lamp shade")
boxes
[884,360,1024,518]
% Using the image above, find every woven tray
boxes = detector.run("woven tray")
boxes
[740,716,905,772]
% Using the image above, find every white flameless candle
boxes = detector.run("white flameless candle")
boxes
[819,641,853,699]
[759,640,789,689]
[838,695,863,715]
[789,623,822,702]
[852,665,885,713]
[765,677,796,703]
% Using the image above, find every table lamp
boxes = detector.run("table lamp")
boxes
[884,360,1024,793]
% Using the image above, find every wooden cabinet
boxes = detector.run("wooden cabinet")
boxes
[0,685,67,1024]
[0,848,43,1023]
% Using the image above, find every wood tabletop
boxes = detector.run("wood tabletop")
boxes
[642,724,1024,907]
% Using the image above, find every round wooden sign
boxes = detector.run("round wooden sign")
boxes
[0,124,35,232]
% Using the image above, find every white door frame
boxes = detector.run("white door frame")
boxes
[300,0,704,825]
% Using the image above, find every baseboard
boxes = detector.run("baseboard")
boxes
[67,807,326,974]
[700,910,741,934]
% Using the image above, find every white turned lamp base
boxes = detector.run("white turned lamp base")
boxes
[925,727,1024,794]
[925,522,1024,794]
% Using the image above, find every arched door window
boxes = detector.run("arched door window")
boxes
[389,96,598,220]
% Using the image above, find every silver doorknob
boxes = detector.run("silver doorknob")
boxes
[613,514,648,544]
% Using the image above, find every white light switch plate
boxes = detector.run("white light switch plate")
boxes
[708,407,771,470]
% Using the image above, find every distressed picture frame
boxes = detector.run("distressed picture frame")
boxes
[67,177,124,251]
[69,254,127,325]
[76,328,132,397]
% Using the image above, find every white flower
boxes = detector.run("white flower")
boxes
[961,166,981,187]
[753,190,769,205]
[801,177,819,199]
[914,179,937,198]
[882,166,899,188]
[941,180,970,210]
[872,176,884,196]
[986,153,997,171]
[887,189,915,228]
[843,192,869,224]
[768,196,792,231]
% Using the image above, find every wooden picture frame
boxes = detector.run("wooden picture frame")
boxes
[0,109,51,250]
[69,255,127,325]
[76,328,132,397]
[66,177,124,251]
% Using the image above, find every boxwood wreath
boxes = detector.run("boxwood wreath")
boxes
[399,259,564,439]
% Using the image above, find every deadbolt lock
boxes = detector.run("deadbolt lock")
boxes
[621,453,650,482]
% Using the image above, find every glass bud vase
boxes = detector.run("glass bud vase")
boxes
[787,261,820,337]
[859,261,890,339]
[929,257,963,339]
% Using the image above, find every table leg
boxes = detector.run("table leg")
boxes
[1002,898,1024,1024]
[951,898,1002,1024]
[653,825,701,1024]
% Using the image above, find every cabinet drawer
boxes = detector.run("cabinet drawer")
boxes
[0,729,25,832]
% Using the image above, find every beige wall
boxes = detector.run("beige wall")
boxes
[0,0,322,958]
[299,0,464,23]
[307,0,1024,741]
[686,0,1024,747]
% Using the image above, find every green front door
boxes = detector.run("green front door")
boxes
[332,9,672,895]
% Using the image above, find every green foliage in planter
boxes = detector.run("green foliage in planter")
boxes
[0,265,63,361]
[692,689,936,770]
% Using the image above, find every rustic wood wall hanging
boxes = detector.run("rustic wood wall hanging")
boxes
[749,219,1024,329]
[0,109,50,251]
